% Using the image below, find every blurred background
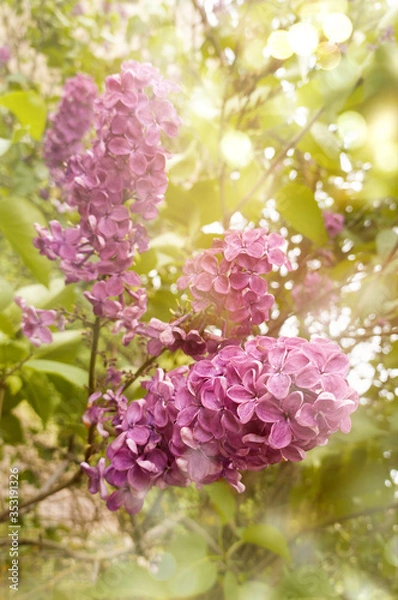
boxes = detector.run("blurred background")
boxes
[0,1,397,598]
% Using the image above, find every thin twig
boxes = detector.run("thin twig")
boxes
[0,469,81,523]
[191,0,228,67]
[231,106,325,217]
[0,537,135,562]
[181,515,223,554]
[88,317,101,396]
[121,354,159,393]
[299,501,398,535]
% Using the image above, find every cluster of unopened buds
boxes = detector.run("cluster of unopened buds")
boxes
[15,60,356,515]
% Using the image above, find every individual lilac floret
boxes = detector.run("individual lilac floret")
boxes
[178,228,291,336]
[80,458,109,499]
[323,210,344,238]
[141,316,208,359]
[15,296,59,346]
[43,74,98,186]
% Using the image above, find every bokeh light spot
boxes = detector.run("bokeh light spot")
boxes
[221,130,253,168]
[267,30,294,60]
[323,12,353,43]
[337,111,367,149]
[288,23,319,56]
[316,41,341,69]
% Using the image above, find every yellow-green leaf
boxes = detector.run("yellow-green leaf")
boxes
[0,197,51,285]
[241,523,291,560]
[276,183,328,246]
[0,91,47,140]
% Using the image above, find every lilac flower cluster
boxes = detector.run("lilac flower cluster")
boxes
[43,74,98,185]
[82,335,358,514]
[178,228,291,335]
[33,61,181,344]
[323,210,344,238]
[14,297,64,346]
[292,272,335,312]
[82,368,190,514]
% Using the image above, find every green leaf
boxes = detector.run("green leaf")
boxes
[0,197,51,285]
[0,91,47,140]
[0,276,14,311]
[376,228,398,260]
[20,371,60,426]
[163,181,222,229]
[0,412,24,443]
[385,341,398,370]
[0,137,11,156]
[241,524,291,560]
[276,183,328,246]
[206,481,237,524]
[88,561,166,599]
[0,341,29,366]
[169,532,207,565]
[223,572,240,600]
[168,558,217,598]
[238,581,274,600]
[24,359,88,389]
[33,330,83,363]
[149,552,177,581]
[9,279,76,316]
[0,314,14,336]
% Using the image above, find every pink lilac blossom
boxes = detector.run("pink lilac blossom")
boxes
[323,210,344,238]
[82,368,190,514]
[34,61,181,344]
[36,61,181,279]
[43,74,98,186]
[178,228,291,336]
[14,296,63,347]
[81,335,358,514]
[292,272,335,312]
[0,46,11,64]
[140,316,208,359]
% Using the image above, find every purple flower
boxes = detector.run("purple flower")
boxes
[15,296,57,346]
[43,74,98,186]
[80,458,109,499]
[35,61,182,344]
[81,335,358,514]
[323,210,344,238]
[178,227,290,335]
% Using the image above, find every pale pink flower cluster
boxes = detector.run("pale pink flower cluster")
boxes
[43,74,98,185]
[178,228,291,335]
[33,61,181,344]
